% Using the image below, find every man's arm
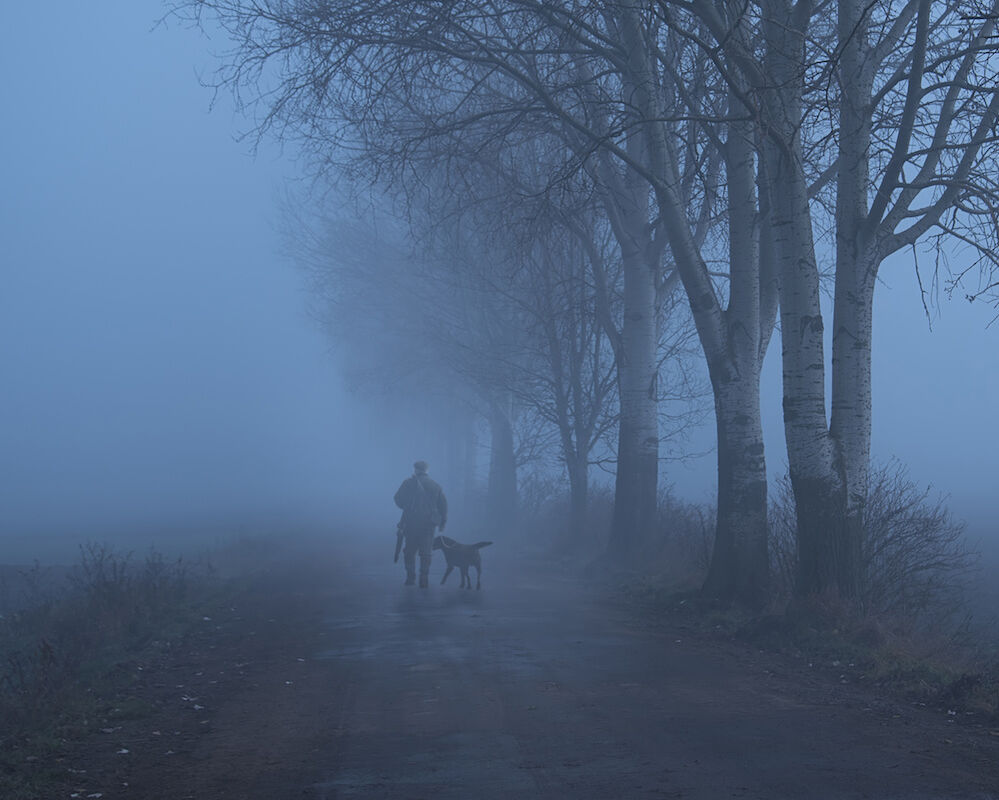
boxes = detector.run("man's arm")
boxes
[393,478,411,510]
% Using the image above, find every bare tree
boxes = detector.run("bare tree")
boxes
[672,0,999,600]
[169,0,784,605]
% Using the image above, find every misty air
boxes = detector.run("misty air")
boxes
[2,1,998,798]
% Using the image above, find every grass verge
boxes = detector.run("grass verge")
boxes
[623,577,999,723]
[0,543,223,799]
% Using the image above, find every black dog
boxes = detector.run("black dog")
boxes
[433,535,493,590]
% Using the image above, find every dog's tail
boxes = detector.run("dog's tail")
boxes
[472,541,493,549]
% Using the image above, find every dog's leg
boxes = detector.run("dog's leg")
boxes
[475,563,481,590]
[441,564,454,585]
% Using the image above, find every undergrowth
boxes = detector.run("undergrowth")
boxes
[588,459,999,721]
[0,543,218,797]
[623,581,999,722]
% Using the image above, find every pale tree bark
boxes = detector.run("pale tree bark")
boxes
[618,7,776,604]
[758,1,852,597]
[829,0,879,597]
[827,0,999,600]
[681,0,999,602]
[701,109,774,607]
[564,188,661,559]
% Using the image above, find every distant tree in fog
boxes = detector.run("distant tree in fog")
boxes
[430,174,622,541]
[291,204,519,526]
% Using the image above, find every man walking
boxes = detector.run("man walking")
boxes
[393,461,448,588]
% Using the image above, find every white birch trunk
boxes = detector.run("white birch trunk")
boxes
[829,256,874,581]
[705,375,769,604]
[760,5,852,597]
[702,112,771,606]
[831,0,875,590]
[616,9,773,601]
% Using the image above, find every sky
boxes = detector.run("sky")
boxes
[0,1,411,558]
[1,2,996,561]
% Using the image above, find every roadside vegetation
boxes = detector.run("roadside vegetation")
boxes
[523,461,999,722]
[1,483,995,797]
[0,543,221,798]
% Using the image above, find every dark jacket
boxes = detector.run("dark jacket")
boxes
[394,473,448,529]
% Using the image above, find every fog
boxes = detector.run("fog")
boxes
[1,1,997,568]
[0,1,416,561]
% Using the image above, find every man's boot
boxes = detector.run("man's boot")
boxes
[405,574,416,586]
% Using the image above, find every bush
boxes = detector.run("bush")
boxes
[655,487,715,579]
[516,473,614,555]
[769,459,977,620]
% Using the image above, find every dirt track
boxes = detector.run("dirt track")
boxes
[59,542,999,799]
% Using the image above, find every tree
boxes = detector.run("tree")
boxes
[170,0,783,602]
[675,0,999,598]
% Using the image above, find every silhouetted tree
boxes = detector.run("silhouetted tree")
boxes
[169,0,778,603]
[673,0,999,598]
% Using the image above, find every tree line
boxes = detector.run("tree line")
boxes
[171,0,999,609]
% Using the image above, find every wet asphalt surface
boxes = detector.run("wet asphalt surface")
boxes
[307,550,999,799]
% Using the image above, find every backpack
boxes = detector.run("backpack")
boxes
[407,475,439,526]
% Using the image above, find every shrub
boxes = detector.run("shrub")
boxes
[769,459,977,620]
[0,543,206,744]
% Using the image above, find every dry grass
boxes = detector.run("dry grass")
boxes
[0,543,217,796]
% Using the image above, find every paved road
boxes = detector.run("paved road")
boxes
[307,552,999,799]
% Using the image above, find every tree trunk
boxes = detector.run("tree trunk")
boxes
[829,0,876,599]
[566,452,589,543]
[487,396,517,532]
[608,245,660,558]
[595,33,662,560]
[703,372,769,607]
[760,11,854,599]
[701,106,771,607]
[830,247,876,604]
[613,8,776,595]
[463,412,478,510]
[444,402,468,517]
